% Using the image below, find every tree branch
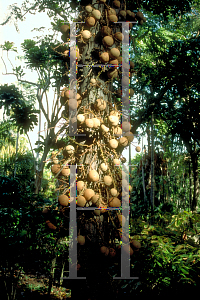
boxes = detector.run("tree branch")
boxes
[132,79,176,133]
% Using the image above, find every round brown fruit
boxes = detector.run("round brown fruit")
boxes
[86,16,96,27]
[124,131,134,142]
[123,244,134,256]
[77,181,85,191]
[103,175,113,186]
[77,195,86,207]
[63,145,75,156]
[119,10,126,18]
[85,5,93,13]
[60,24,69,34]
[110,188,118,197]
[46,220,56,230]
[107,8,116,15]
[107,68,118,79]
[88,170,99,182]
[108,15,118,22]
[100,246,109,256]
[58,194,69,206]
[51,164,60,174]
[122,121,131,132]
[109,248,116,257]
[113,158,120,165]
[91,194,99,205]
[114,32,124,42]
[95,99,106,111]
[131,239,141,251]
[108,115,119,126]
[109,48,120,59]
[109,139,118,149]
[102,36,114,47]
[92,9,101,20]
[114,127,122,137]
[82,30,92,40]
[92,118,100,128]
[119,136,129,147]
[108,197,121,207]
[77,235,85,245]
[61,166,70,176]
[85,118,94,128]
[84,189,95,201]
[99,52,110,63]
[100,163,108,171]
[113,0,120,8]
[101,26,112,36]
[109,59,119,68]
[136,146,141,152]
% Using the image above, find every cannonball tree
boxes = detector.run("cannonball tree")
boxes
[44,0,144,298]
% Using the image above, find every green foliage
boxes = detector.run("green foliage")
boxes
[0,41,17,52]
[129,210,200,294]
[11,103,39,134]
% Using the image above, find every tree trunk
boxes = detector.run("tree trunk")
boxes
[13,131,19,178]
[150,113,154,223]
[34,133,52,194]
[191,150,199,212]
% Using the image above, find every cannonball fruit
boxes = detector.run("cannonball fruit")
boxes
[107,8,116,15]
[77,181,85,191]
[122,121,131,132]
[113,0,120,8]
[107,68,118,79]
[92,9,101,20]
[110,188,118,197]
[91,194,99,205]
[82,30,92,40]
[101,26,112,36]
[85,5,93,13]
[108,15,118,22]
[100,52,110,63]
[77,235,85,245]
[61,167,70,176]
[77,195,86,207]
[58,194,69,206]
[136,146,141,152]
[100,163,108,171]
[123,244,134,256]
[109,248,116,257]
[109,48,120,59]
[88,170,99,182]
[95,99,106,111]
[92,118,100,128]
[119,136,129,147]
[114,32,124,41]
[108,197,121,207]
[109,139,118,149]
[63,145,75,155]
[100,246,109,256]
[84,189,95,201]
[85,118,94,128]
[51,164,60,174]
[113,158,120,165]
[131,240,141,251]
[104,175,113,186]
[103,36,114,47]
[86,16,96,27]
[46,220,56,230]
